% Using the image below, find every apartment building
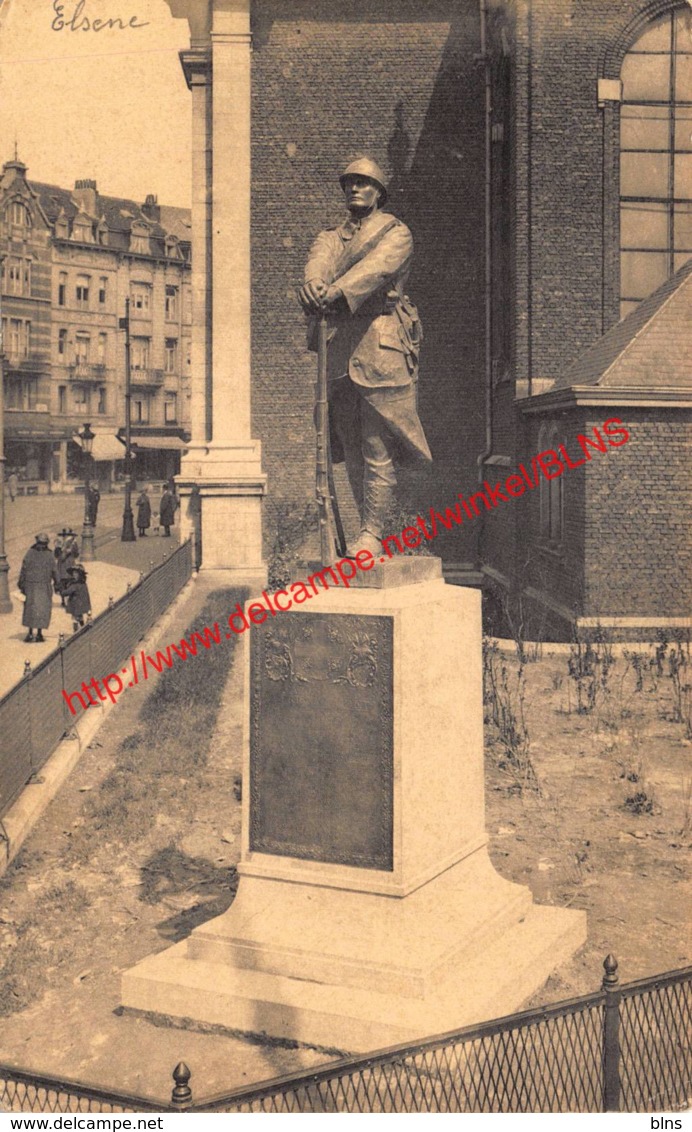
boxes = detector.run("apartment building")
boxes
[0,157,192,491]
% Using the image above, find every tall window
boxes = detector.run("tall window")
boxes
[7,319,30,359]
[131,337,150,369]
[97,333,107,365]
[538,424,564,548]
[75,275,90,309]
[58,385,67,414]
[2,256,31,296]
[74,334,90,364]
[165,285,178,320]
[58,272,67,306]
[164,338,178,373]
[7,201,30,227]
[6,378,37,410]
[620,7,692,317]
[97,387,107,415]
[164,394,177,424]
[72,218,93,243]
[58,328,67,357]
[133,396,150,423]
[98,276,108,304]
[131,282,151,313]
[73,386,90,414]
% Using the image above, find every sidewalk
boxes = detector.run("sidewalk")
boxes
[0,530,180,700]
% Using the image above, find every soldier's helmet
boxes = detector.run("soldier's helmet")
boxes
[339,158,388,206]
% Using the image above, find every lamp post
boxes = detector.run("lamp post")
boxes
[79,421,95,561]
[119,298,135,541]
[0,296,12,613]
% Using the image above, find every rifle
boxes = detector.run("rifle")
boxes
[315,315,347,566]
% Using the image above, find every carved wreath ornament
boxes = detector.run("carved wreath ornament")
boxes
[264,619,379,688]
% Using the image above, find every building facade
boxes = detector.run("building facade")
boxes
[0,158,192,492]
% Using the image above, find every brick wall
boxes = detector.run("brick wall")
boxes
[511,409,587,626]
[584,411,692,619]
[251,0,486,561]
[511,408,691,632]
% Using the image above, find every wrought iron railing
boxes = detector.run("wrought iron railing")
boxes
[0,541,193,824]
[0,958,689,1113]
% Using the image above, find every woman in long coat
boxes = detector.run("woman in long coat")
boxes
[18,533,59,643]
[136,490,152,537]
[158,488,178,537]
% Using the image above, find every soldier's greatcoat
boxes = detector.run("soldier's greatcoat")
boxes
[18,545,59,629]
[305,209,432,464]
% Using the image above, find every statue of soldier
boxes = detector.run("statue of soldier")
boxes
[299,157,432,556]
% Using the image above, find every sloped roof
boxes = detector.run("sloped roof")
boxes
[30,180,191,261]
[554,257,692,392]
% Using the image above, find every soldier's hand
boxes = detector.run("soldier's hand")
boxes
[299,279,328,313]
[323,285,344,310]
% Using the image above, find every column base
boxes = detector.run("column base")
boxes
[176,442,267,580]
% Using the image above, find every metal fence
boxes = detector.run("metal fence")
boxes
[0,957,689,1113]
[0,540,193,822]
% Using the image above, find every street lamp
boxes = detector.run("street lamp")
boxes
[119,298,135,542]
[79,421,96,561]
[0,294,12,613]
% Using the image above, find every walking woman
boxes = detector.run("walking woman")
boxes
[18,533,59,643]
[136,488,152,537]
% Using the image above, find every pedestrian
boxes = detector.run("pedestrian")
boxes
[18,532,59,643]
[63,564,91,629]
[55,529,79,606]
[136,488,151,537]
[158,486,178,537]
[87,483,100,527]
[7,470,18,503]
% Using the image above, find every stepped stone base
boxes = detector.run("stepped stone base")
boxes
[122,855,585,1052]
[122,579,586,1053]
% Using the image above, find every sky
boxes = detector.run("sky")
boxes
[0,0,192,208]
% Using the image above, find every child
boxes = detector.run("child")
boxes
[64,564,92,630]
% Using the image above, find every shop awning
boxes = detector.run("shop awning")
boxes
[72,432,127,462]
[131,436,189,451]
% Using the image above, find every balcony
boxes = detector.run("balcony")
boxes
[130,367,164,387]
[3,353,49,375]
[67,362,109,382]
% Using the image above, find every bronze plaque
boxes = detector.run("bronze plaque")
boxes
[250,613,393,870]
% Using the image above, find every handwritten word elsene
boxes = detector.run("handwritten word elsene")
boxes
[52,0,149,32]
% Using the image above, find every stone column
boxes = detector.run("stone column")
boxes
[167,0,266,582]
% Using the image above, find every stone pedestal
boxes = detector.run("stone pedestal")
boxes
[122,577,586,1052]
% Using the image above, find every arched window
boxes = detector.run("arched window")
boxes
[620,6,692,317]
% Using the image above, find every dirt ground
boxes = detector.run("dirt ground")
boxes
[0,587,689,1105]
[482,638,690,1004]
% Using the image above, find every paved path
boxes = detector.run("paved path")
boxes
[0,493,180,700]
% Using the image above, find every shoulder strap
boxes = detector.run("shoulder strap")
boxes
[333,214,400,282]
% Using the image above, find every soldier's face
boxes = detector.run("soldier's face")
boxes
[343,176,381,214]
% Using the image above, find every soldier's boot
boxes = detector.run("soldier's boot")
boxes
[348,458,396,558]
